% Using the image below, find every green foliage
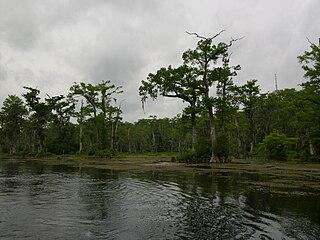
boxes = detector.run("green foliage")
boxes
[141,31,241,162]
[23,87,52,153]
[176,137,212,163]
[96,149,116,158]
[0,35,319,163]
[139,65,200,105]
[85,144,100,156]
[70,80,123,150]
[0,95,27,154]
[298,41,320,82]
[296,41,320,161]
[258,132,298,160]
[214,133,231,163]
[139,64,201,152]
[46,123,78,155]
[81,144,116,158]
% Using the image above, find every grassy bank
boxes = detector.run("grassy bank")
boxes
[1,154,320,195]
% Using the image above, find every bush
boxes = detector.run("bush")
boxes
[258,132,298,160]
[214,133,231,163]
[177,137,212,163]
[84,144,99,156]
[96,149,116,159]
[177,134,234,163]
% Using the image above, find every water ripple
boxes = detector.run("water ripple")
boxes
[0,161,319,239]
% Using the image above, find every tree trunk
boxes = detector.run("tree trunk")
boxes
[32,130,36,153]
[93,109,99,147]
[309,140,315,155]
[38,129,44,153]
[11,143,17,155]
[127,128,131,152]
[248,109,255,154]
[110,121,114,150]
[152,131,156,152]
[114,118,120,151]
[101,118,107,149]
[208,107,217,163]
[204,86,217,163]
[79,123,83,153]
[235,118,243,158]
[203,55,217,163]
[191,104,197,154]
[78,100,85,153]
[11,130,17,154]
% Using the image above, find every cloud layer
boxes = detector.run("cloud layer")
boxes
[0,0,319,121]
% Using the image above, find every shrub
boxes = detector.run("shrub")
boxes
[214,133,231,163]
[258,132,298,160]
[177,137,212,163]
[96,149,116,159]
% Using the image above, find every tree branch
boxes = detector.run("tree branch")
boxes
[163,93,191,103]
[303,97,320,106]
[186,29,226,40]
[227,36,245,47]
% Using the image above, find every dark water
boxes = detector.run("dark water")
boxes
[0,160,319,240]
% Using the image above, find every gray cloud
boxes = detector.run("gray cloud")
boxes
[0,0,319,122]
[0,53,7,81]
[0,0,42,50]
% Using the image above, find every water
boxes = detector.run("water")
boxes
[0,160,319,239]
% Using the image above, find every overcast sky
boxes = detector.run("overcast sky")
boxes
[0,0,319,122]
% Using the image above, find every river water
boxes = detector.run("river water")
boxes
[0,159,319,240]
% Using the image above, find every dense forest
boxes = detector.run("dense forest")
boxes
[0,34,319,162]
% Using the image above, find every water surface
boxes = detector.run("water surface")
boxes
[0,159,319,239]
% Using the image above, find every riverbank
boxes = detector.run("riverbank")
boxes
[1,155,319,195]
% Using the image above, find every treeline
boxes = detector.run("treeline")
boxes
[139,32,320,162]
[136,82,319,162]
[0,33,319,162]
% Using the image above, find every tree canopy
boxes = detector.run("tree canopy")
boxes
[0,35,318,162]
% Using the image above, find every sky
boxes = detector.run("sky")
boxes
[0,0,319,122]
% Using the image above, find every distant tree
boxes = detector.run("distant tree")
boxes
[96,80,123,149]
[70,80,123,151]
[213,57,240,162]
[236,80,261,154]
[214,57,240,132]
[70,82,100,146]
[0,95,27,154]
[298,40,320,95]
[297,40,320,159]
[23,87,51,153]
[74,100,92,153]
[262,89,298,135]
[46,95,75,137]
[46,95,77,154]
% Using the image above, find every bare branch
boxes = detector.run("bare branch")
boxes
[227,36,245,47]
[186,29,226,40]
[186,30,244,48]
[306,37,313,45]
[186,31,207,40]
[210,30,226,40]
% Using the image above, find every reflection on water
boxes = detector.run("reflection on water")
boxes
[0,160,319,239]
